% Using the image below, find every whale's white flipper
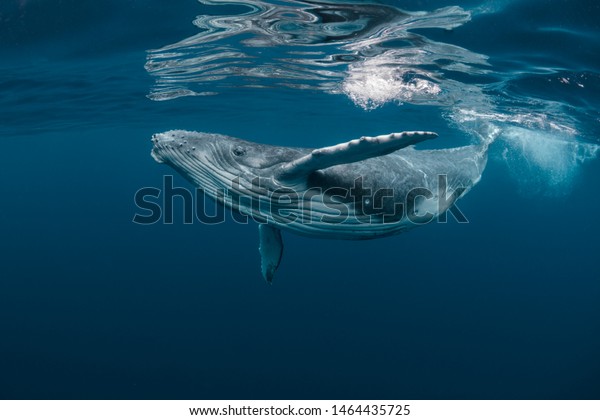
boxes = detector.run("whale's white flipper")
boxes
[277,131,438,182]
[259,224,284,283]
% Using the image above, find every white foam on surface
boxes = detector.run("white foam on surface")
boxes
[341,61,441,110]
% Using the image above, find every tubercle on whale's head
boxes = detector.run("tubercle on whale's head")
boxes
[150,130,284,195]
[151,130,235,166]
[150,130,236,189]
[151,130,297,175]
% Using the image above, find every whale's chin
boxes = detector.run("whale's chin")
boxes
[151,149,164,163]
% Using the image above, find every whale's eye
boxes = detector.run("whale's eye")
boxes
[232,146,246,157]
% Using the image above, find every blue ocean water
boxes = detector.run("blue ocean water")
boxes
[1,0,599,399]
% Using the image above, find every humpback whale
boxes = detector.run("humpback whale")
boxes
[151,130,488,282]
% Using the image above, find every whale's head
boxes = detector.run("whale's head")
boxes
[153,130,249,189]
[151,130,302,198]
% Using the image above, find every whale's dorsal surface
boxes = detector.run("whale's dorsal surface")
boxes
[151,129,488,283]
[277,131,438,182]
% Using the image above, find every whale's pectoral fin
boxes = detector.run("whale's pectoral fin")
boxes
[277,131,438,182]
[259,224,284,284]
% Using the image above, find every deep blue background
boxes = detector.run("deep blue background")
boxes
[0,0,599,399]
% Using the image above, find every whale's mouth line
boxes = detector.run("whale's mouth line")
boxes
[151,148,164,163]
